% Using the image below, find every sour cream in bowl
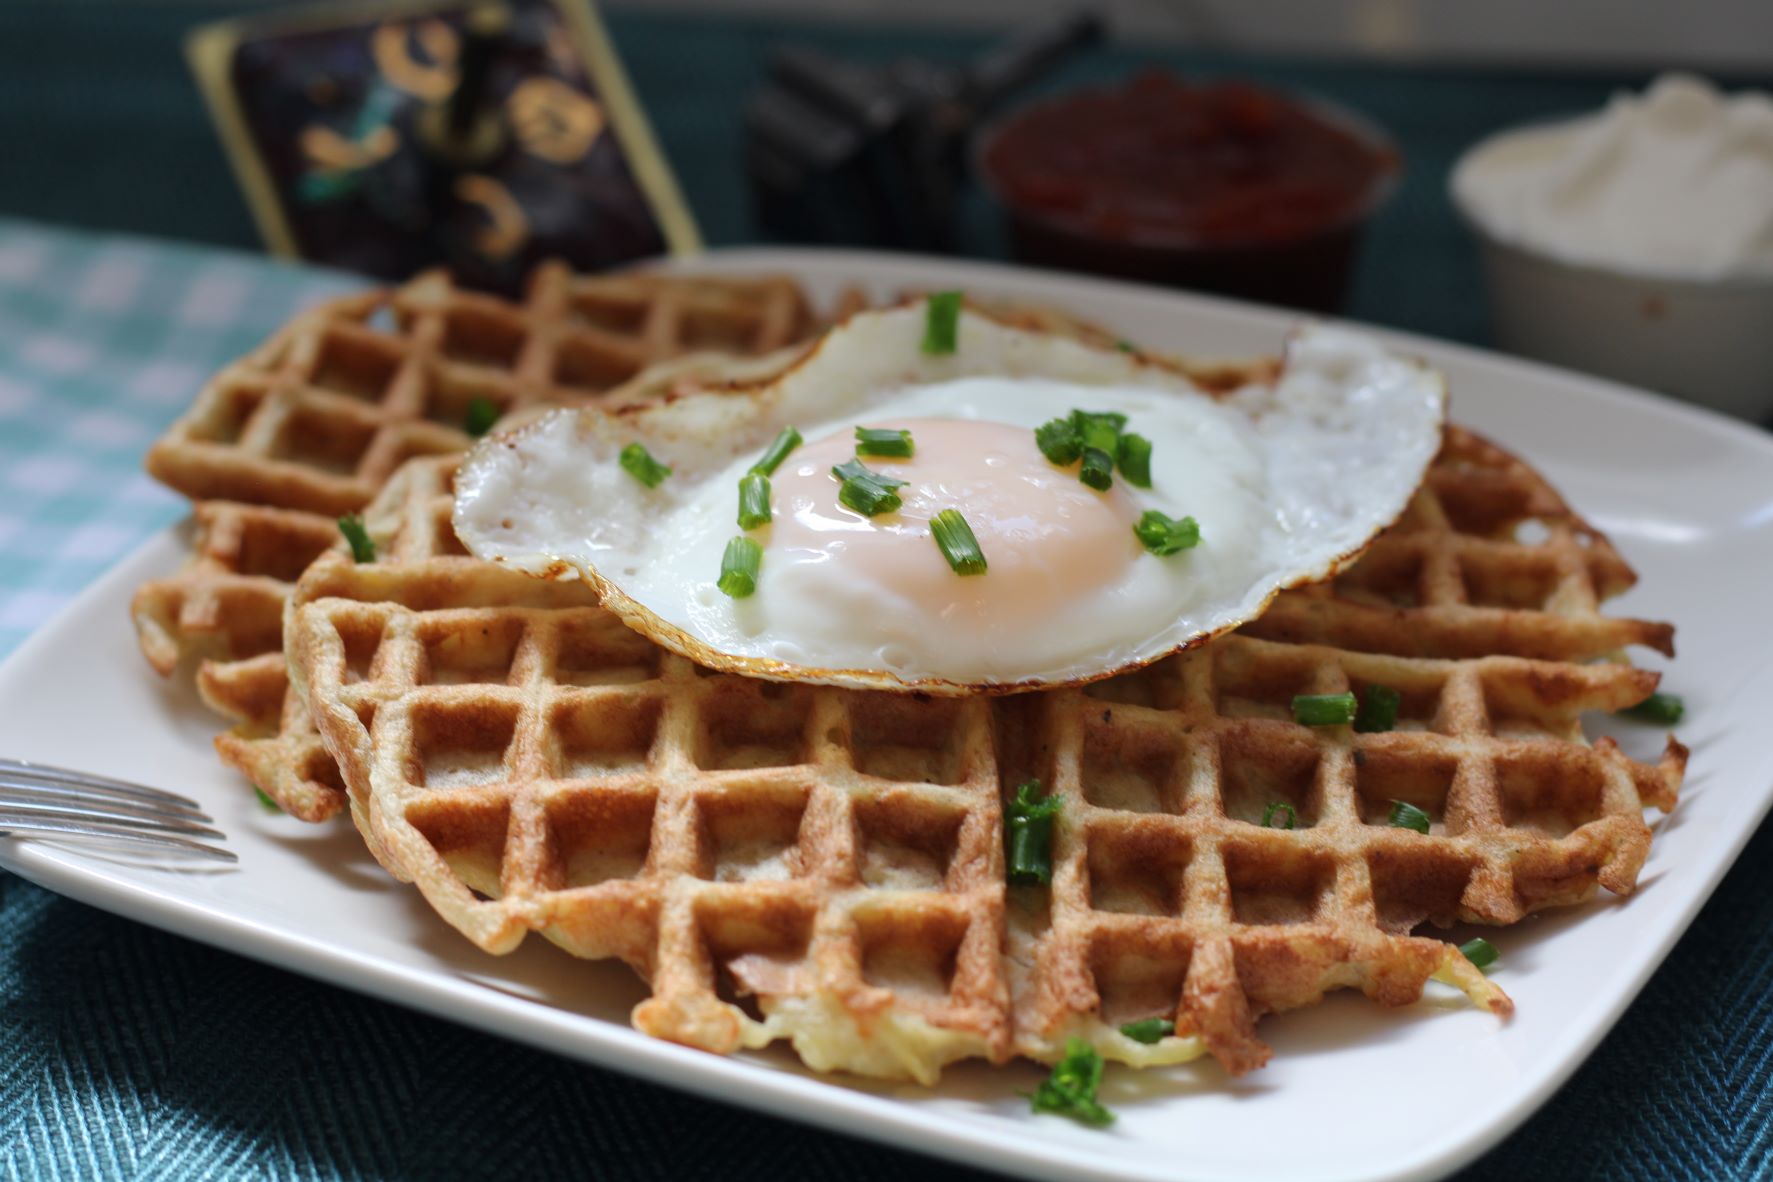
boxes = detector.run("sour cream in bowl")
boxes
[1451,74,1773,420]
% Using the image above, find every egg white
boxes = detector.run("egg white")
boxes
[452,304,1446,693]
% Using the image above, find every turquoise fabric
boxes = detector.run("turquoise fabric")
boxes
[0,221,364,654]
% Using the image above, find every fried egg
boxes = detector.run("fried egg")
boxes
[452,303,1445,693]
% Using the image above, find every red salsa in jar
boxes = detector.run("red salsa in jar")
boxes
[977,71,1399,309]
[981,71,1397,248]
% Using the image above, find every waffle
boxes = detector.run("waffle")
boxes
[134,266,834,813]
[1009,629,1681,1075]
[133,501,338,676]
[1242,428,1676,662]
[289,458,1015,1074]
[145,264,828,516]
[132,271,1174,823]
[285,426,1684,1083]
[130,500,349,819]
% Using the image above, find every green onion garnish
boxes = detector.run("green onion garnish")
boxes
[1293,692,1357,727]
[1034,417,1083,466]
[1459,937,1500,972]
[1133,511,1201,557]
[463,395,500,437]
[1116,433,1153,489]
[1005,779,1061,886]
[1388,800,1432,834]
[1119,1017,1175,1044]
[338,514,375,563]
[1061,411,1130,490]
[1619,691,1684,726]
[253,786,281,814]
[751,425,802,476]
[1079,447,1114,491]
[1071,409,1126,454]
[1355,685,1402,734]
[1029,1037,1114,1127]
[717,535,761,599]
[831,459,897,485]
[922,290,963,355]
[855,426,914,458]
[838,478,902,516]
[930,509,987,576]
[1115,339,1136,353]
[832,459,907,516]
[1261,802,1296,830]
[737,472,771,530]
[619,442,671,489]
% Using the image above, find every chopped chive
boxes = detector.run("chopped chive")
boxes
[1079,447,1114,491]
[1459,937,1500,972]
[737,472,772,530]
[922,290,963,355]
[751,425,803,476]
[1115,339,1136,353]
[1119,1017,1175,1044]
[1034,417,1083,466]
[1388,800,1432,834]
[855,426,915,458]
[1133,510,1201,557]
[1293,692,1358,727]
[1619,691,1684,726]
[1116,433,1153,488]
[463,395,500,437]
[1028,1038,1114,1127]
[838,476,903,516]
[253,786,281,814]
[338,514,375,563]
[619,442,671,488]
[831,458,907,488]
[832,458,906,517]
[1261,801,1296,830]
[717,536,762,598]
[1005,779,1061,886]
[1070,409,1126,454]
[931,509,987,576]
[1355,684,1402,734]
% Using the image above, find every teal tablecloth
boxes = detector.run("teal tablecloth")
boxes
[1,8,1771,1181]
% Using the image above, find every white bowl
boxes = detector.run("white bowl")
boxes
[1451,136,1773,423]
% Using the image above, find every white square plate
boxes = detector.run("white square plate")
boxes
[2,250,1767,1182]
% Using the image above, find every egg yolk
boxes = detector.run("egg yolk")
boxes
[768,417,1143,635]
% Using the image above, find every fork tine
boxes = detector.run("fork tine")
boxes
[0,815,236,863]
[0,777,214,824]
[0,798,224,839]
[0,759,205,812]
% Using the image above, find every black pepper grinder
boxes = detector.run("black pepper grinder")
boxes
[744,7,1103,252]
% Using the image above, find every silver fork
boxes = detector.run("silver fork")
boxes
[0,758,236,863]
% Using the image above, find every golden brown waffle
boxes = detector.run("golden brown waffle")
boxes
[289,460,1013,1075]
[133,266,832,815]
[200,654,342,822]
[1245,428,1675,662]
[286,430,1684,1082]
[1007,630,1681,1074]
[132,500,338,676]
[145,264,827,516]
[130,500,349,819]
